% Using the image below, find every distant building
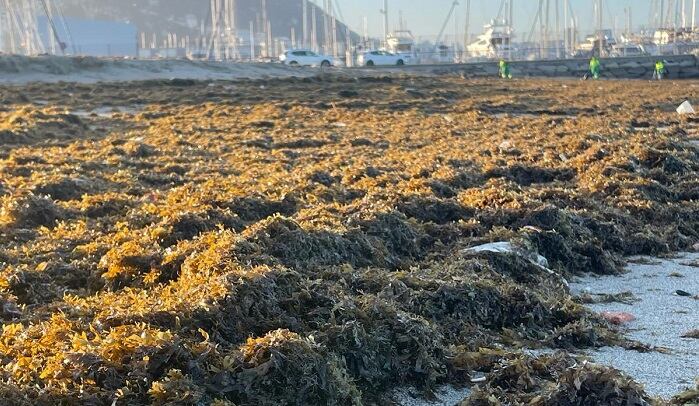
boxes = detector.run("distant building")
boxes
[38,17,137,57]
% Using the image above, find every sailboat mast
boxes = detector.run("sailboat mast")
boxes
[538,0,544,58]
[345,24,351,66]
[555,0,560,58]
[249,20,254,60]
[509,0,514,59]
[463,0,470,57]
[311,4,317,51]
[563,0,568,56]
[571,0,578,51]
[596,0,603,57]
[232,0,238,58]
[331,13,337,57]
[8,0,19,54]
[362,16,368,45]
[660,0,666,27]
[382,0,389,47]
[302,0,307,48]
[545,0,550,57]
[261,0,270,57]
[322,0,328,53]
[266,16,272,57]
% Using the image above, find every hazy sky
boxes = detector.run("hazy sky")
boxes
[329,0,694,39]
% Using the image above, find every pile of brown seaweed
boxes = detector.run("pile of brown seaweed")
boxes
[0,107,87,146]
[0,76,697,405]
[460,352,655,405]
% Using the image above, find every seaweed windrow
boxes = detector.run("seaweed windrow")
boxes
[0,76,696,405]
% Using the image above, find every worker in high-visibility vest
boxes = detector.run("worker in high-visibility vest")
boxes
[499,59,512,79]
[588,56,601,80]
[653,60,667,80]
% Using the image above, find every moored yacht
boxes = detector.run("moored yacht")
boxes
[386,30,417,63]
[466,19,516,59]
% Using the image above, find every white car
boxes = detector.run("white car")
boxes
[357,50,407,66]
[280,50,334,67]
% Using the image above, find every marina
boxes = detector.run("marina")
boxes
[1,1,698,64]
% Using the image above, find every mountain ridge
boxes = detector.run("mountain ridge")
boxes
[59,0,358,42]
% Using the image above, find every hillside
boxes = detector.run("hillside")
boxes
[60,0,358,41]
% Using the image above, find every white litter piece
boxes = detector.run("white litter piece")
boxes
[463,242,568,286]
[465,242,549,268]
[466,241,516,254]
[676,101,695,115]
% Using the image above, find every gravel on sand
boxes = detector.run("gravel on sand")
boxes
[391,385,471,406]
[571,252,699,400]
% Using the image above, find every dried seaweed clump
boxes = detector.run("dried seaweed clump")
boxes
[148,369,205,406]
[0,107,86,145]
[321,297,448,392]
[0,293,21,321]
[461,352,656,406]
[0,314,185,405]
[98,240,163,287]
[33,177,94,201]
[0,193,64,228]
[122,141,158,158]
[237,215,382,269]
[157,209,243,248]
[217,329,361,406]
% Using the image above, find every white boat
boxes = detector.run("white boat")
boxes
[466,20,515,59]
[649,28,699,55]
[610,43,646,57]
[431,43,458,64]
[575,29,617,57]
[609,33,650,57]
[386,30,416,64]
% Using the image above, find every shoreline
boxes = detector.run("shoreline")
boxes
[571,252,699,400]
